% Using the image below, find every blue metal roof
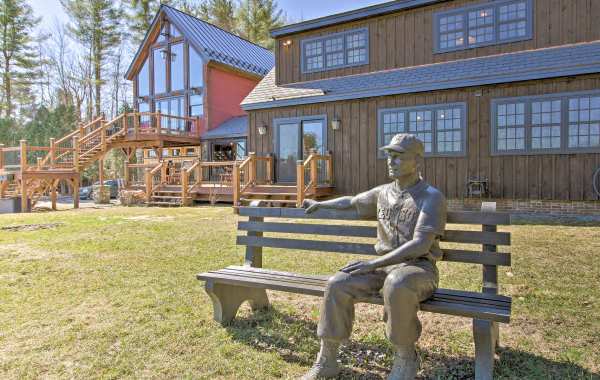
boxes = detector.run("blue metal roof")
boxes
[271,0,445,37]
[126,5,274,79]
[242,41,600,110]
[202,116,248,140]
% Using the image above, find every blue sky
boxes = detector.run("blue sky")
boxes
[30,0,387,32]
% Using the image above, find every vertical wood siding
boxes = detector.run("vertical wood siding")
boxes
[248,75,600,201]
[275,0,600,85]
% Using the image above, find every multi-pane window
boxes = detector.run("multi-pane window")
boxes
[137,59,150,97]
[189,46,204,88]
[153,48,166,94]
[499,1,528,40]
[190,94,204,117]
[569,95,600,148]
[439,14,464,50]
[496,103,525,151]
[378,103,466,157]
[435,0,532,53]
[304,40,323,71]
[493,92,600,154]
[302,28,368,73]
[170,42,184,91]
[531,100,561,149]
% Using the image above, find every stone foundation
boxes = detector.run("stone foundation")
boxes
[448,198,600,216]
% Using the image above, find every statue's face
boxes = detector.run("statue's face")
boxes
[386,150,417,179]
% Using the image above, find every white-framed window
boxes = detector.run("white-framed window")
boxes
[377,103,467,157]
[434,0,533,53]
[301,28,368,73]
[492,91,600,155]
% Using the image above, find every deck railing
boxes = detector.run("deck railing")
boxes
[232,153,273,206]
[144,162,166,202]
[296,150,333,207]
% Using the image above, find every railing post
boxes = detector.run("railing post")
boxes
[134,112,140,139]
[156,111,162,135]
[310,155,318,194]
[79,122,84,138]
[49,138,55,168]
[37,157,42,170]
[327,151,334,185]
[0,143,4,171]
[19,139,27,171]
[160,161,168,184]
[181,169,189,206]
[122,112,128,135]
[100,117,107,152]
[232,162,240,207]
[196,161,202,187]
[248,152,256,185]
[296,160,305,208]
[268,154,274,184]
[72,136,80,172]
[145,168,152,202]
[195,117,202,137]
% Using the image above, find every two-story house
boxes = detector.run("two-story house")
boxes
[241,0,600,214]
[125,4,274,162]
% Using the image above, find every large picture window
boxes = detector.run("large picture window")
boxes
[378,103,467,157]
[492,91,600,155]
[301,28,368,73]
[170,42,184,91]
[137,59,150,97]
[434,0,533,53]
[189,46,204,88]
[153,48,166,94]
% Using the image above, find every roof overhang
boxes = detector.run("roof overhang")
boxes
[270,0,447,38]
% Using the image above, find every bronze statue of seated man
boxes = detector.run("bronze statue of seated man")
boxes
[302,133,447,380]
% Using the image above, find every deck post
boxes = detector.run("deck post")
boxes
[73,176,79,209]
[37,157,42,170]
[134,112,140,139]
[20,178,28,213]
[19,139,27,171]
[266,154,273,184]
[100,118,107,152]
[156,111,162,135]
[51,180,57,211]
[310,151,318,194]
[49,138,55,168]
[182,169,189,206]
[296,160,304,208]
[326,151,333,185]
[0,143,4,170]
[249,152,256,185]
[160,161,167,184]
[145,168,152,202]
[72,136,80,172]
[79,122,84,138]
[19,140,28,212]
[232,162,240,207]
[99,159,104,186]
[122,112,128,135]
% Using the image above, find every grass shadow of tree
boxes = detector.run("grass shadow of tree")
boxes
[225,305,599,379]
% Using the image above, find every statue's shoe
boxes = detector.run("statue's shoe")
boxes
[387,350,418,380]
[300,361,340,380]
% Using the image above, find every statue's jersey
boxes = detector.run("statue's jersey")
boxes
[353,179,447,261]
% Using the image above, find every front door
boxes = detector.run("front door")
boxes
[276,118,325,183]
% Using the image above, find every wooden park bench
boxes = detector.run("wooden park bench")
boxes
[197,205,512,380]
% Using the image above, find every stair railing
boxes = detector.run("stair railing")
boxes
[144,162,165,202]
[181,160,201,206]
[296,150,333,208]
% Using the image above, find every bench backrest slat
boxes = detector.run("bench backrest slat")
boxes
[237,207,511,268]
[238,207,511,225]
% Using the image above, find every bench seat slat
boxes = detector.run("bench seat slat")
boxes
[442,249,511,266]
[238,207,510,225]
[443,230,510,246]
[197,267,511,323]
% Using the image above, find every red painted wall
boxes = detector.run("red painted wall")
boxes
[206,66,259,130]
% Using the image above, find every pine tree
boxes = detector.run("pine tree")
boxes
[129,0,162,47]
[202,0,236,32]
[0,0,41,118]
[237,0,283,50]
[61,0,123,117]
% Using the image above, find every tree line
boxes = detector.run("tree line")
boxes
[0,0,285,148]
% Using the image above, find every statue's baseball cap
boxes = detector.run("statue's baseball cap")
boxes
[379,133,425,157]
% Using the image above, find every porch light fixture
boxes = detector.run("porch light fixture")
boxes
[331,117,341,131]
[257,124,268,136]
[160,49,168,60]
[282,39,292,47]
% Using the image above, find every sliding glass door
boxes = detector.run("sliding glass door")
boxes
[275,117,326,183]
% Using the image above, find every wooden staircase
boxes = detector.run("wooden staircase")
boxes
[148,184,184,207]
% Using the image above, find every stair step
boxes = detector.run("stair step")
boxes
[151,195,183,199]
[147,201,181,206]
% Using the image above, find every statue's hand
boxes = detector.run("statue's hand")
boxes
[340,260,376,275]
[302,199,320,214]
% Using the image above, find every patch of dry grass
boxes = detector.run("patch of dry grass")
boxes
[0,206,598,379]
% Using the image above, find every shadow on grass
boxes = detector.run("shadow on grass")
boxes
[225,306,599,379]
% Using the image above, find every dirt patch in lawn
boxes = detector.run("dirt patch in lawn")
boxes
[123,215,175,222]
[0,223,63,232]
[0,243,70,262]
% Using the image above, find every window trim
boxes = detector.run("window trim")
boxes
[377,102,468,159]
[491,90,600,156]
[300,28,369,74]
[433,0,534,54]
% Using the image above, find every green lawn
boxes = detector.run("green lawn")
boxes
[0,206,599,379]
